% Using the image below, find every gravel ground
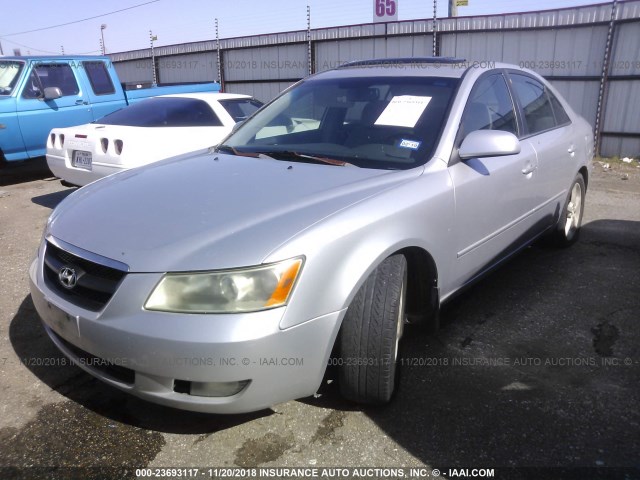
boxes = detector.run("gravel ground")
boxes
[0,158,639,480]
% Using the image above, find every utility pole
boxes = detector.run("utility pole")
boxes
[101,24,107,55]
[150,30,158,86]
[0,40,4,56]
[432,0,437,56]
[215,18,222,87]
[307,5,312,75]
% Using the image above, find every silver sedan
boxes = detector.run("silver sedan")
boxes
[30,59,593,413]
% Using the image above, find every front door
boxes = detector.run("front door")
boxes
[449,72,540,288]
[16,62,94,157]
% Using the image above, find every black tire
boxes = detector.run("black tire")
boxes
[553,174,586,247]
[339,254,407,405]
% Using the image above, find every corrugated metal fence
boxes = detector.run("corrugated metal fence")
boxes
[110,1,640,157]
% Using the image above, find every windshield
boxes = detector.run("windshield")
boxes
[221,75,459,169]
[0,61,25,95]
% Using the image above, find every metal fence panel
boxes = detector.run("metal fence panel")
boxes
[610,22,640,76]
[224,45,307,81]
[603,80,640,133]
[225,81,295,103]
[549,80,600,127]
[113,59,154,84]
[601,136,640,158]
[157,52,219,84]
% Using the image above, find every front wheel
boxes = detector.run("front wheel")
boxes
[553,174,586,247]
[339,254,407,405]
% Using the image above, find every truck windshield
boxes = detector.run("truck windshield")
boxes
[221,75,459,170]
[0,61,24,95]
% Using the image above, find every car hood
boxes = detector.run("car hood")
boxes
[48,152,422,272]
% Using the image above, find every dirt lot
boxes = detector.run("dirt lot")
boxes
[1,159,639,479]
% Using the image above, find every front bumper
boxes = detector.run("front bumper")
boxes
[29,256,343,414]
[46,154,124,187]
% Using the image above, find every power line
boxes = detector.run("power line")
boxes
[1,37,100,55]
[0,0,160,38]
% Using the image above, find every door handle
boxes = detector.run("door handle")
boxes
[568,145,576,155]
[522,164,536,175]
[75,99,87,105]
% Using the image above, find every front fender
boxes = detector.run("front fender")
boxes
[271,167,455,330]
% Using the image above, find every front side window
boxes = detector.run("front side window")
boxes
[510,74,558,135]
[459,73,518,140]
[22,64,80,99]
[84,61,115,95]
[0,61,24,95]
[97,97,223,127]
[221,76,460,170]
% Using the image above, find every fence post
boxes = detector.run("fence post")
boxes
[594,0,619,157]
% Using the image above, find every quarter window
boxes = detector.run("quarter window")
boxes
[22,64,80,99]
[510,74,558,135]
[548,90,571,126]
[460,74,518,139]
[84,61,115,95]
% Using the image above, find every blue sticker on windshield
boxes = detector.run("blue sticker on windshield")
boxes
[398,139,422,150]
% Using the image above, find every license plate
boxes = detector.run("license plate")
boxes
[46,300,80,341]
[72,150,92,170]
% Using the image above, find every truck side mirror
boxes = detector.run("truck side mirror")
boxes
[43,87,63,100]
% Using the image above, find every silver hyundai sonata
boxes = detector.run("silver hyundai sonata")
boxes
[30,58,593,413]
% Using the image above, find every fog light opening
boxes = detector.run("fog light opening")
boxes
[173,379,250,397]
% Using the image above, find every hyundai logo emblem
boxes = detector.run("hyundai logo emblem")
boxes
[58,266,78,289]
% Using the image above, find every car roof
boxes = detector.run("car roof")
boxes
[158,92,253,101]
[315,58,531,80]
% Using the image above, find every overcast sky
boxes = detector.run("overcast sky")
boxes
[0,0,609,56]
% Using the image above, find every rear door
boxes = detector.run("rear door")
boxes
[507,72,578,224]
[448,72,540,287]
[16,62,94,157]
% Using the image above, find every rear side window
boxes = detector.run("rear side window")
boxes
[460,73,518,139]
[548,91,571,126]
[510,74,559,135]
[97,97,223,127]
[22,64,80,99]
[219,98,263,122]
[84,62,115,95]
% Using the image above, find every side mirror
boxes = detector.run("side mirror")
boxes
[458,130,521,160]
[43,87,62,100]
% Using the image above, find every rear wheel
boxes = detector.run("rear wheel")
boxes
[339,254,407,404]
[554,174,585,247]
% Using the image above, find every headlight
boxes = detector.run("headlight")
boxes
[144,257,303,313]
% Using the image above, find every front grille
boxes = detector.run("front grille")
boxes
[51,330,135,385]
[43,241,127,311]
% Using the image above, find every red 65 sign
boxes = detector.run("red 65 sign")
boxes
[373,0,398,22]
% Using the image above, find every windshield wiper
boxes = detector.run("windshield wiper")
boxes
[260,150,357,167]
[217,146,356,167]
[217,144,271,159]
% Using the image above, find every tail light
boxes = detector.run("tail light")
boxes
[50,133,56,147]
[59,134,65,147]
[100,138,109,153]
[114,140,123,155]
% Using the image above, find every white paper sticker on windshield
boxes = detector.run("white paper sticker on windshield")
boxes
[374,95,432,128]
